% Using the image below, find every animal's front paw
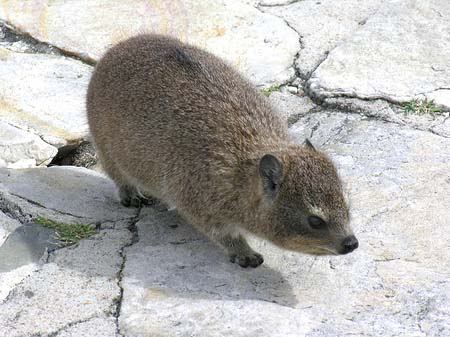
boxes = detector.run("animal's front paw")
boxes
[230,252,264,268]
[120,195,143,208]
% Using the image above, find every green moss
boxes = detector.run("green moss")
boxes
[402,99,441,115]
[261,85,281,97]
[35,216,96,244]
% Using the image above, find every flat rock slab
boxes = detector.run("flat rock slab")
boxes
[0,165,135,336]
[0,166,137,223]
[0,210,21,246]
[0,121,57,168]
[307,0,450,108]
[0,223,58,272]
[119,210,309,337]
[0,47,92,147]
[0,0,299,86]
[54,317,118,337]
[264,0,385,78]
[268,91,316,122]
[119,113,450,336]
[0,228,132,337]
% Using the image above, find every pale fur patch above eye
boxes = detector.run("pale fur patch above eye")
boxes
[306,203,328,222]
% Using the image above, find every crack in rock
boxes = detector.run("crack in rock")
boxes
[0,20,95,66]
[113,209,142,337]
[46,316,97,337]
[8,192,86,220]
[0,191,33,225]
[253,4,301,88]
[257,0,301,8]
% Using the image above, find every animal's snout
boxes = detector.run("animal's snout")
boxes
[340,235,359,254]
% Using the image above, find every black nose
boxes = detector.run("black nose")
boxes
[341,235,359,254]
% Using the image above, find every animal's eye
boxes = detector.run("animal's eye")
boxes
[308,215,327,229]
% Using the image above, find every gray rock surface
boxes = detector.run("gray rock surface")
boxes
[119,210,309,337]
[268,91,316,122]
[307,0,450,109]
[428,89,450,110]
[0,166,137,223]
[0,213,34,302]
[0,0,299,86]
[0,167,135,336]
[322,97,450,138]
[264,0,385,78]
[0,167,137,326]
[54,317,118,337]
[0,121,57,168]
[0,223,58,272]
[0,210,21,246]
[0,47,92,148]
[0,228,132,337]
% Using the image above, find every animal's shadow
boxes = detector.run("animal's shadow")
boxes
[124,208,298,308]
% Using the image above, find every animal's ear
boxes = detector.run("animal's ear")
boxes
[304,138,316,151]
[259,154,283,198]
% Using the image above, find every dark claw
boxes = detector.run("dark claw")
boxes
[249,253,264,268]
[230,253,264,268]
[129,197,142,208]
[120,197,131,207]
[238,256,250,268]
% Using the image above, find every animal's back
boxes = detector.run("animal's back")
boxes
[87,34,287,210]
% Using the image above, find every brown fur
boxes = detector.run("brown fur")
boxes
[87,34,357,268]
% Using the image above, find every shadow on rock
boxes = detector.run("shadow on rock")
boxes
[123,210,298,308]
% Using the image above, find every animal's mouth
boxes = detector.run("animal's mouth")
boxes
[311,246,339,256]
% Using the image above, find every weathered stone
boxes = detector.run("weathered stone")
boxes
[0,211,29,301]
[48,229,132,279]
[0,223,58,273]
[259,0,298,6]
[0,264,115,336]
[0,210,21,246]
[0,263,39,302]
[285,85,298,94]
[307,0,450,109]
[0,121,57,168]
[264,0,385,78]
[0,228,131,336]
[54,317,118,337]
[119,112,450,336]
[0,0,299,86]
[431,116,450,138]
[427,89,450,112]
[0,20,59,55]
[322,97,450,138]
[119,211,310,337]
[0,166,137,224]
[0,47,92,147]
[269,91,316,122]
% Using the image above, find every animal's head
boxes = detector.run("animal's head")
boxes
[257,140,358,256]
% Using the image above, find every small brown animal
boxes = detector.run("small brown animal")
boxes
[87,34,358,268]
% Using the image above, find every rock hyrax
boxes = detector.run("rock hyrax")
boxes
[87,34,358,268]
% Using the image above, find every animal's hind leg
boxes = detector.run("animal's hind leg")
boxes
[95,145,150,207]
[119,185,157,207]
